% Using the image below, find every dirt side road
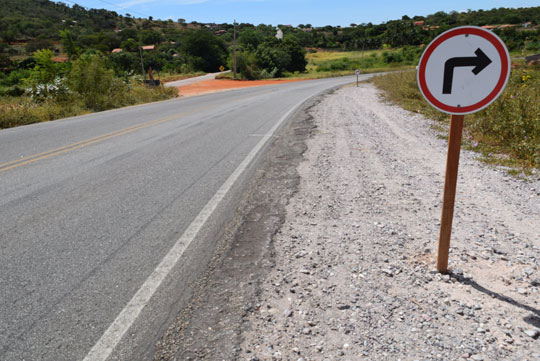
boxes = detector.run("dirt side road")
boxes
[239,84,539,361]
[156,83,539,361]
[174,79,306,97]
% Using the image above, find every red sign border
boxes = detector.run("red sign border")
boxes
[417,26,510,115]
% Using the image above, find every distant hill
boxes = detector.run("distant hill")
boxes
[0,0,123,42]
[0,0,539,56]
[417,7,540,27]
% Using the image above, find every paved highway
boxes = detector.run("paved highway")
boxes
[0,75,367,361]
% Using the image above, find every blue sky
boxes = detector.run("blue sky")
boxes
[57,0,540,26]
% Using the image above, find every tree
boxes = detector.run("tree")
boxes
[238,29,264,50]
[60,29,81,59]
[29,49,57,84]
[68,54,125,110]
[108,51,139,75]
[119,28,138,41]
[255,43,290,76]
[140,30,164,45]
[143,51,170,72]
[281,38,307,72]
[181,30,227,72]
[120,38,139,52]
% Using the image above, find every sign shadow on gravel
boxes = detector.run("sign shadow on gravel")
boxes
[449,272,540,329]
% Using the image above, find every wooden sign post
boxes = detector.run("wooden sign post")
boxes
[417,26,511,273]
[437,114,464,273]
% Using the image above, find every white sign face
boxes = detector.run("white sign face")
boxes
[418,26,510,115]
[355,69,361,75]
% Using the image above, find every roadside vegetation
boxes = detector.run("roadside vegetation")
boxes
[0,50,177,128]
[302,47,421,77]
[371,65,540,172]
[1,0,540,128]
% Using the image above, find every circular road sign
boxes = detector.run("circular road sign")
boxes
[355,69,361,76]
[417,26,511,115]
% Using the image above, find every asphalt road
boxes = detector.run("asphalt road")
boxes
[0,75,368,361]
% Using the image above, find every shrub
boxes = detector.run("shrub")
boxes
[68,53,127,111]
[382,51,403,63]
[26,77,72,102]
[228,50,261,80]
[27,49,58,85]
[108,51,140,76]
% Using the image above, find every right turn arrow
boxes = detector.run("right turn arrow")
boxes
[443,48,492,94]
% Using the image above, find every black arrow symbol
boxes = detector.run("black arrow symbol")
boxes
[443,48,492,94]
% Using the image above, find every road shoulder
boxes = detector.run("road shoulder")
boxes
[155,83,539,361]
[239,84,539,361]
[153,89,327,361]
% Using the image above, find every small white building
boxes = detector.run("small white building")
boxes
[275,28,283,40]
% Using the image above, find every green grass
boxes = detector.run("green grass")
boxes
[371,67,540,172]
[217,48,419,81]
[306,49,386,62]
[305,48,421,74]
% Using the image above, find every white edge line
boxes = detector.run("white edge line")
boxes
[82,95,309,361]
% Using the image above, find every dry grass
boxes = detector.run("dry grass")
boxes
[371,67,540,171]
[0,84,178,129]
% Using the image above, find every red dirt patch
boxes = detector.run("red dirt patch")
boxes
[176,78,307,97]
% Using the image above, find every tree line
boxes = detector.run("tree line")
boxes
[1,0,539,87]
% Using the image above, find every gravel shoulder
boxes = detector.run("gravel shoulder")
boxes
[155,83,539,361]
[239,83,540,361]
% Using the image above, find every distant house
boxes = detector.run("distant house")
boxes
[414,21,425,26]
[214,29,227,36]
[498,24,517,29]
[141,45,155,51]
[52,56,69,63]
[111,48,123,53]
[481,24,517,31]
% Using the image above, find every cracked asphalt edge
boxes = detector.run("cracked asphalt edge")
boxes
[153,88,336,361]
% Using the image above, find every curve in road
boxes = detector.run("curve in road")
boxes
[0,75,370,361]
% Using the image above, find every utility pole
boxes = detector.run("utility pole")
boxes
[233,19,237,79]
[139,46,146,81]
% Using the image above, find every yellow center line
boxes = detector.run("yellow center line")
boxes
[0,87,276,174]
[0,112,190,174]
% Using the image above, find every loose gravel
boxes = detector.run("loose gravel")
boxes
[239,83,540,361]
